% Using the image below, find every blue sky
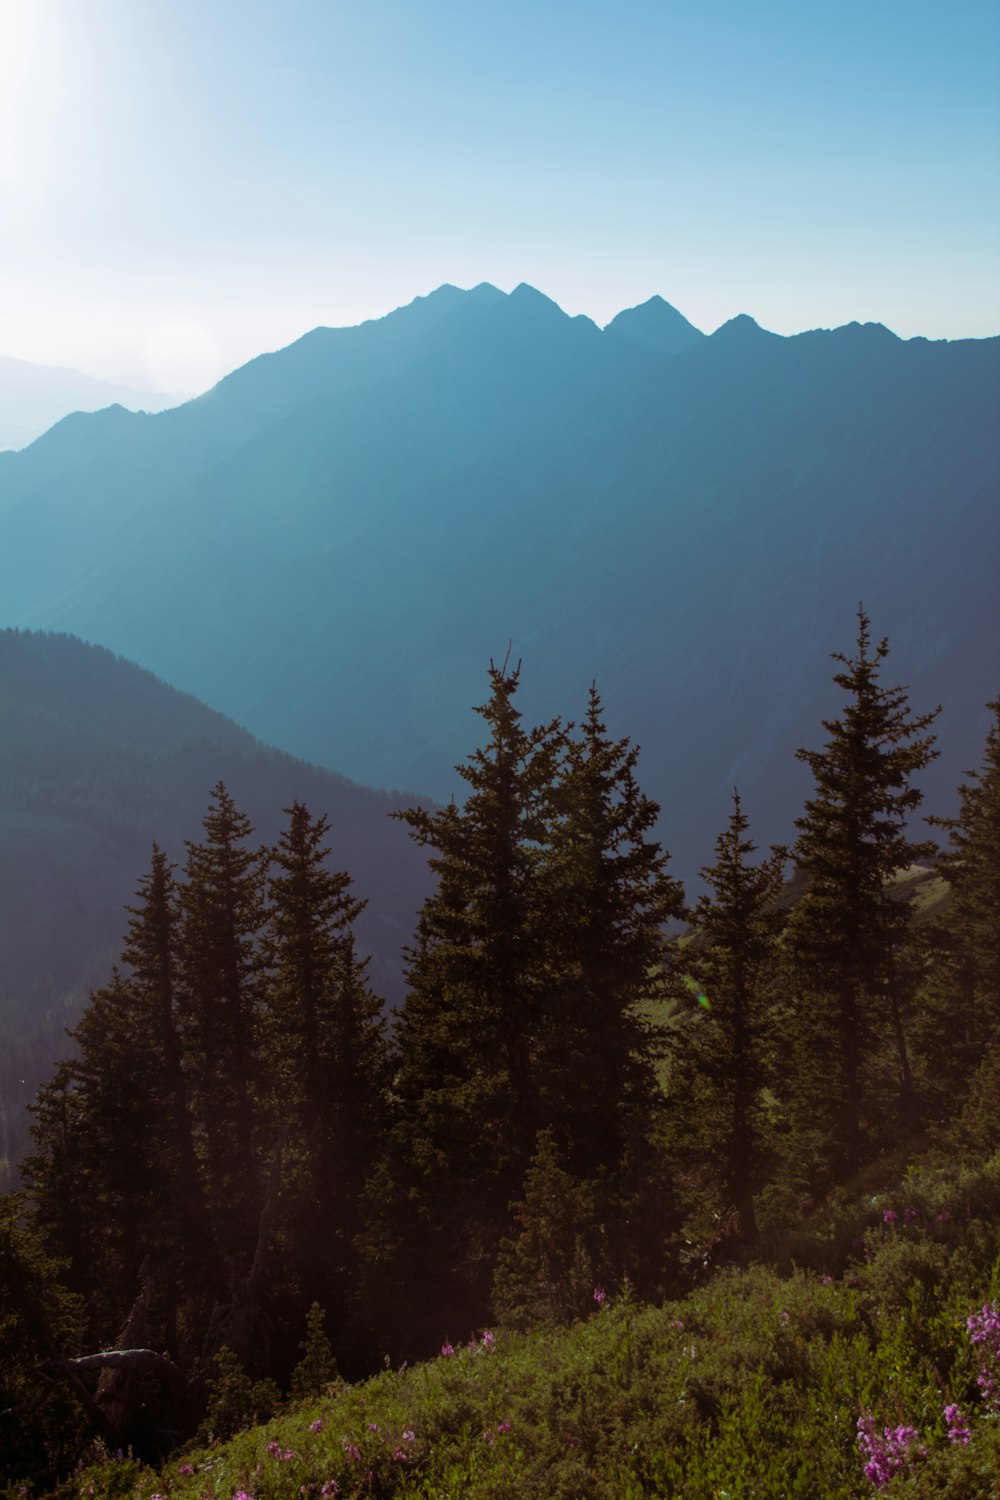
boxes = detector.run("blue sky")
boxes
[2,0,998,390]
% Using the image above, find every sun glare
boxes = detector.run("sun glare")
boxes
[0,0,39,183]
[143,320,224,397]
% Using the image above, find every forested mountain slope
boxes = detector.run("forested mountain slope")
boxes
[0,630,431,1181]
[0,285,997,880]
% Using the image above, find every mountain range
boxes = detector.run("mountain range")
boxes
[0,629,431,1183]
[0,282,997,891]
[0,354,176,452]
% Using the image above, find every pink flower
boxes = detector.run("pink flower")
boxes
[320,1483,338,1497]
[178,1466,195,1477]
[883,1208,898,1226]
[498,1420,512,1434]
[342,1441,361,1463]
[593,1285,607,1306]
[310,1418,324,1433]
[267,1441,281,1458]
[778,1311,790,1324]
[904,1206,919,1225]
[392,1447,407,1461]
[483,1428,495,1446]
[821,1275,834,1285]
[481,1329,495,1350]
[367,1423,380,1433]
[440,1341,455,1357]
[402,1428,416,1443]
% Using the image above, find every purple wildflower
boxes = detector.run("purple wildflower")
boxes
[593,1285,607,1306]
[882,1208,898,1226]
[178,1465,195,1477]
[440,1341,455,1357]
[967,1300,1000,1413]
[402,1428,416,1443]
[310,1418,324,1433]
[481,1329,495,1350]
[498,1420,512,1434]
[857,1415,923,1488]
[904,1206,919,1225]
[943,1403,970,1446]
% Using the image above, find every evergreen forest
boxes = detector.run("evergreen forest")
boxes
[2,613,999,1498]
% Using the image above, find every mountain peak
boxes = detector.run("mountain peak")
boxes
[508,283,568,318]
[711,313,778,344]
[604,296,704,359]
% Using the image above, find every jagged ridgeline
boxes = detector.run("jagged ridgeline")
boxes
[3,618,998,1495]
[0,629,432,1183]
[0,284,997,882]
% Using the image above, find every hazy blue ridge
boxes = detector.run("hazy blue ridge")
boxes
[0,284,997,890]
[0,628,433,1180]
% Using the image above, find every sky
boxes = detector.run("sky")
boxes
[1,0,998,394]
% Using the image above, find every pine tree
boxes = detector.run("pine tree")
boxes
[785,609,939,1181]
[539,684,685,1179]
[915,700,1000,1116]
[177,783,268,1261]
[25,848,214,1342]
[385,660,564,1345]
[0,1193,86,1492]
[491,1130,604,1329]
[265,802,390,1353]
[670,793,785,1239]
[289,1301,340,1400]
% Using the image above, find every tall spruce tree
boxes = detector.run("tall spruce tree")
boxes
[539,684,685,1179]
[25,848,214,1342]
[915,700,1000,1117]
[785,609,938,1182]
[177,783,268,1262]
[384,660,564,1346]
[669,793,785,1239]
[265,802,390,1357]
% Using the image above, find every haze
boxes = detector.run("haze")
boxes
[1,0,998,395]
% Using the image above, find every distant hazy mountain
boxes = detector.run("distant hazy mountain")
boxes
[0,629,431,1180]
[0,354,176,450]
[0,283,997,891]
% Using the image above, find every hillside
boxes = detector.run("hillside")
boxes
[0,629,431,1181]
[0,285,996,884]
[0,355,175,452]
[47,1146,1000,1499]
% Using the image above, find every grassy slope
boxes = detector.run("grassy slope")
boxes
[63,1152,1000,1500]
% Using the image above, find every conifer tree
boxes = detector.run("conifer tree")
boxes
[177,783,268,1260]
[265,803,390,1343]
[26,848,213,1340]
[491,1130,604,1329]
[289,1301,340,1399]
[670,793,785,1239]
[0,1193,86,1492]
[915,700,1000,1115]
[539,684,684,1179]
[785,610,938,1180]
[386,660,564,1343]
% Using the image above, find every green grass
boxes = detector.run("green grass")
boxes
[50,1153,1000,1500]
